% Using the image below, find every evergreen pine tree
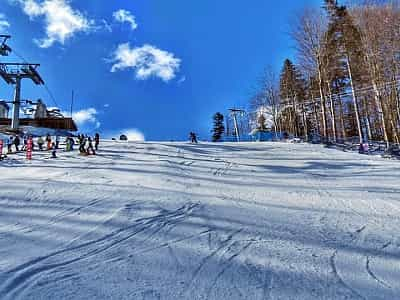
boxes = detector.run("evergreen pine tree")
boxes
[212,112,225,142]
[279,59,306,137]
[323,0,366,144]
[257,114,267,131]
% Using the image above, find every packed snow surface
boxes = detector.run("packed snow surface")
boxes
[0,141,399,299]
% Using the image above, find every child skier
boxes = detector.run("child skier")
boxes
[55,135,60,149]
[94,133,100,151]
[7,136,13,153]
[37,136,44,151]
[46,134,52,150]
[51,142,57,158]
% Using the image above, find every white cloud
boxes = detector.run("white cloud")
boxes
[113,9,137,31]
[177,76,186,85]
[121,128,145,141]
[0,14,10,32]
[13,0,92,48]
[61,108,100,130]
[111,43,181,82]
[73,108,98,126]
[105,128,145,142]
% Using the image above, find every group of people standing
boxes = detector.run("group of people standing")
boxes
[6,135,37,153]
[2,133,100,159]
[36,134,58,152]
[6,135,21,153]
[77,133,100,155]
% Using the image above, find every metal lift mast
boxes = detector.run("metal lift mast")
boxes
[0,35,44,130]
[229,108,245,142]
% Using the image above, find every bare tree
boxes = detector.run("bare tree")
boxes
[250,67,281,136]
[291,7,329,141]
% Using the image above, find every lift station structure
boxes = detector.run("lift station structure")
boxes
[0,35,77,133]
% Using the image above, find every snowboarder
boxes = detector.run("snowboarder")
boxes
[94,133,100,151]
[37,136,44,151]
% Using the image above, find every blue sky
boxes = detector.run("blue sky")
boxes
[0,0,321,141]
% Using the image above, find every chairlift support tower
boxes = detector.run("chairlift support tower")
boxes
[0,63,44,129]
[0,35,45,130]
[229,108,245,142]
[0,59,45,131]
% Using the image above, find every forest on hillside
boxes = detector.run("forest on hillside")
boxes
[249,0,400,148]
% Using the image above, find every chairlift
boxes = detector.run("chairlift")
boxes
[0,35,11,56]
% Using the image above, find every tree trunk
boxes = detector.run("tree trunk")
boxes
[395,85,400,134]
[389,92,399,144]
[334,80,346,141]
[317,59,328,142]
[327,81,337,143]
[302,105,308,141]
[372,81,390,147]
[346,55,363,144]
[362,97,372,141]
[311,89,321,138]
[292,94,299,137]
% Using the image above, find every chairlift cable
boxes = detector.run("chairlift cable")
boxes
[43,83,59,108]
[12,47,59,109]
[11,48,28,64]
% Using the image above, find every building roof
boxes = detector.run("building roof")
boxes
[0,117,77,131]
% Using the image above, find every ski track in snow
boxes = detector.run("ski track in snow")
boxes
[0,203,201,300]
[0,141,400,299]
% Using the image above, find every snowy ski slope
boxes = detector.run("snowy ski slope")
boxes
[0,141,399,299]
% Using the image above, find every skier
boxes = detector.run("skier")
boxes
[55,135,60,149]
[46,134,52,150]
[7,136,13,153]
[190,132,198,144]
[69,137,75,151]
[0,139,4,160]
[22,135,28,151]
[94,133,100,151]
[86,137,96,155]
[65,137,71,152]
[37,136,44,151]
[51,142,57,158]
[77,134,82,148]
[79,136,86,154]
[14,135,20,152]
